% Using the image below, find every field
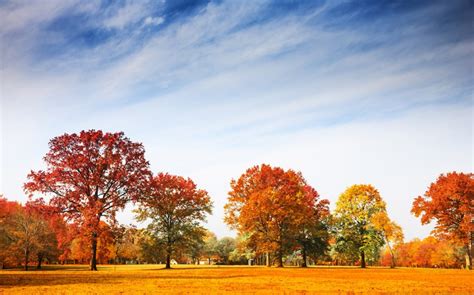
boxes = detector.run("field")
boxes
[0,265,473,294]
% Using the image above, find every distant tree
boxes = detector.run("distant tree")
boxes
[7,203,57,271]
[334,184,387,268]
[412,172,474,270]
[24,199,60,269]
[225,164,325,267]
[216,237,236,264]
[24,130,151,270]
[112,225,142,264]
[203,231,218,265]
[135,173,212,269]
[393,236,464,268]
[229,233,255,265]
[371,212,404,268]
[0,196,22,268]
[139,231,165,264]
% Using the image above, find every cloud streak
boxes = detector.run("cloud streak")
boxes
[1,0,472,240]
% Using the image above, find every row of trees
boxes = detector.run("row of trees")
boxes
[1,130,472,270]
[1,198,468,270]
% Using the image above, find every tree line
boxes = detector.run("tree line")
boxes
[0,130,472,270]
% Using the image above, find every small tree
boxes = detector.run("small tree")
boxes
[24,130,151,270]
[216,237,236,264]
[135,173,212,269]
[372,212,404,268]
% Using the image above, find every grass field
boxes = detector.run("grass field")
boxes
[0,264,473,294]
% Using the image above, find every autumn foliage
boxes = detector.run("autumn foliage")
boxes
[135,173,212,269]
[24,130,151,270]
[0,129,470,273]
[225,164,329,267]
[412,172,474,269]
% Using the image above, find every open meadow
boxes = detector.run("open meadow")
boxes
[1,265,473,294]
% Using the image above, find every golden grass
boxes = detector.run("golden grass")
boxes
[0,264,473,294]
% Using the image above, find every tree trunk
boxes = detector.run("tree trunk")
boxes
[277,245,283,268]
[90,233,98,271]
[387,241,396,268]
[301,246,307,268]
[24,248,29,271]
[166,253,171,269]
[466,243,472,270]
[37,253,43,269]
[360,251,366,268]
[265,252,270,267]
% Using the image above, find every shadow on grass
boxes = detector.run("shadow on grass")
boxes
[0,272,252,289]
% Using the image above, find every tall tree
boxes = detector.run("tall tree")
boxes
[135,173,212,269]
[412,172,474,270]
[24,130,151,270]
[225,164,327,267]
[334,184,387,268]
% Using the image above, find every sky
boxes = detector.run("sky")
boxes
[0,0,472,241]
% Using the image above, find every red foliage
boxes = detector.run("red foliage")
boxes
[24,130,151,270]
[412,172,474,269]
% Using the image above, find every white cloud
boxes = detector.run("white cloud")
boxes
[1,0,472,241]
[143,16,164,27]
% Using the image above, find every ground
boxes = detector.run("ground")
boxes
[0,264,473,294]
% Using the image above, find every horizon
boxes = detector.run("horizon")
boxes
[1,0,472,241]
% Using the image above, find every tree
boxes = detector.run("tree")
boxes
[334,184,387,268]
[24,199,60,269]
[112,225,142,264]
[295,186,330,267]
[0,196,22,268]
[225,164,326,267]
[412,172,474,269]
[216,237,236,264]
[24,130,151,270]
[135,173,212,269]
[203,231,218,265]
[5,202,57,271]
[371,212,403,268]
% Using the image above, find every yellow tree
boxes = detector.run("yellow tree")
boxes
[334,184,387,268]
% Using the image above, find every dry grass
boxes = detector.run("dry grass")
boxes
[0,264,473,294]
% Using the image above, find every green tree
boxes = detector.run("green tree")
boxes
[334,184,387,268]
[216,237,236,264]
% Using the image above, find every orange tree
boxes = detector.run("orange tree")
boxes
[371,212,403,268]
[224,164,329,267]
[333,184,387,268]
[412,172,474,269]
[24,130,151,270]
[135,173,212,269]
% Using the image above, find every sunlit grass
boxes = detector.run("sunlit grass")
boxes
[1,264,473,294]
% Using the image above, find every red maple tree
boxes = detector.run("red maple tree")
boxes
[24,130,151,270]
[412,172,474,269]
[135,173,212,269]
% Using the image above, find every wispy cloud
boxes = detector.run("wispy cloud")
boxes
[1,0,472,239]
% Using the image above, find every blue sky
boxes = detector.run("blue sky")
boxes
[1,0,472,240]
